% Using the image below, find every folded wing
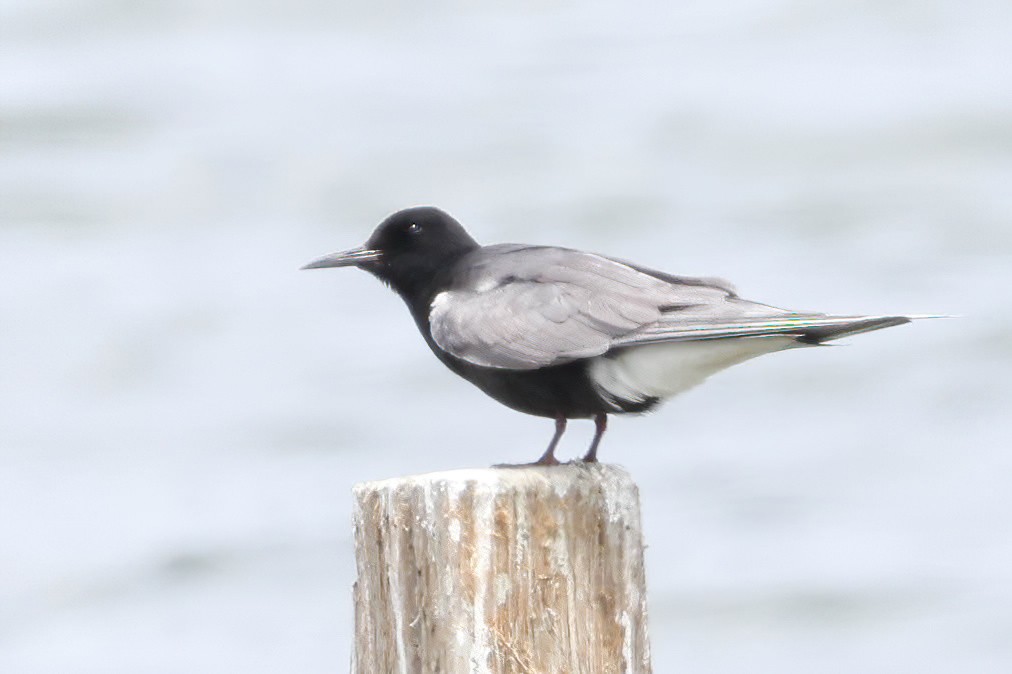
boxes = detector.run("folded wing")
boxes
[429,245,911,370]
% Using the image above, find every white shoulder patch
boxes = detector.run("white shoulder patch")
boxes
[430,290,452,315]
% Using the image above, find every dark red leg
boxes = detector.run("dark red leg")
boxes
[533,415,567,466]
[581,413,608,462]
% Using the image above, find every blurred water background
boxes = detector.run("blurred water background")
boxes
[2,0,1011,672]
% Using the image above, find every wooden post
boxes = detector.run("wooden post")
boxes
[352,463,651,674]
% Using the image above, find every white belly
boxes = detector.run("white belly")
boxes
[588,337,797,410]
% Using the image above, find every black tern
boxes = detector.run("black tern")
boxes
[303,206,923,465]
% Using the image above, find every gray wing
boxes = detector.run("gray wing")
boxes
[429,244,817,370]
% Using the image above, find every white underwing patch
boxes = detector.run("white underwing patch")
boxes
[589,337,797,408]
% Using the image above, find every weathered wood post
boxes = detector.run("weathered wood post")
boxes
[352,463,651,673]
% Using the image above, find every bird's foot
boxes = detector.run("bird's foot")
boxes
[495,412,574,465]
[493,453,562,469]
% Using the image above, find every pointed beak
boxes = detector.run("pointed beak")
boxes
[300,246,382,270]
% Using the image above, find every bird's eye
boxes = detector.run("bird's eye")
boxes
[407,223,422,235]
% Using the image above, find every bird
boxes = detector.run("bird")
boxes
[302,206,924,465]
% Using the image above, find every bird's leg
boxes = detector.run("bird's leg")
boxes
[532,415,567,466]
[581,413,608,463]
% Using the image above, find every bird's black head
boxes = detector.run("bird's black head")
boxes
[302,206,480,300]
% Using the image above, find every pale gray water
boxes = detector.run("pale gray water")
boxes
[2,1,1011,672]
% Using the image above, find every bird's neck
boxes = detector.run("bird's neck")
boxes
[377,247,475,314]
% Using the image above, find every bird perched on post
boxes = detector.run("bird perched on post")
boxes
[303,206,922,465]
